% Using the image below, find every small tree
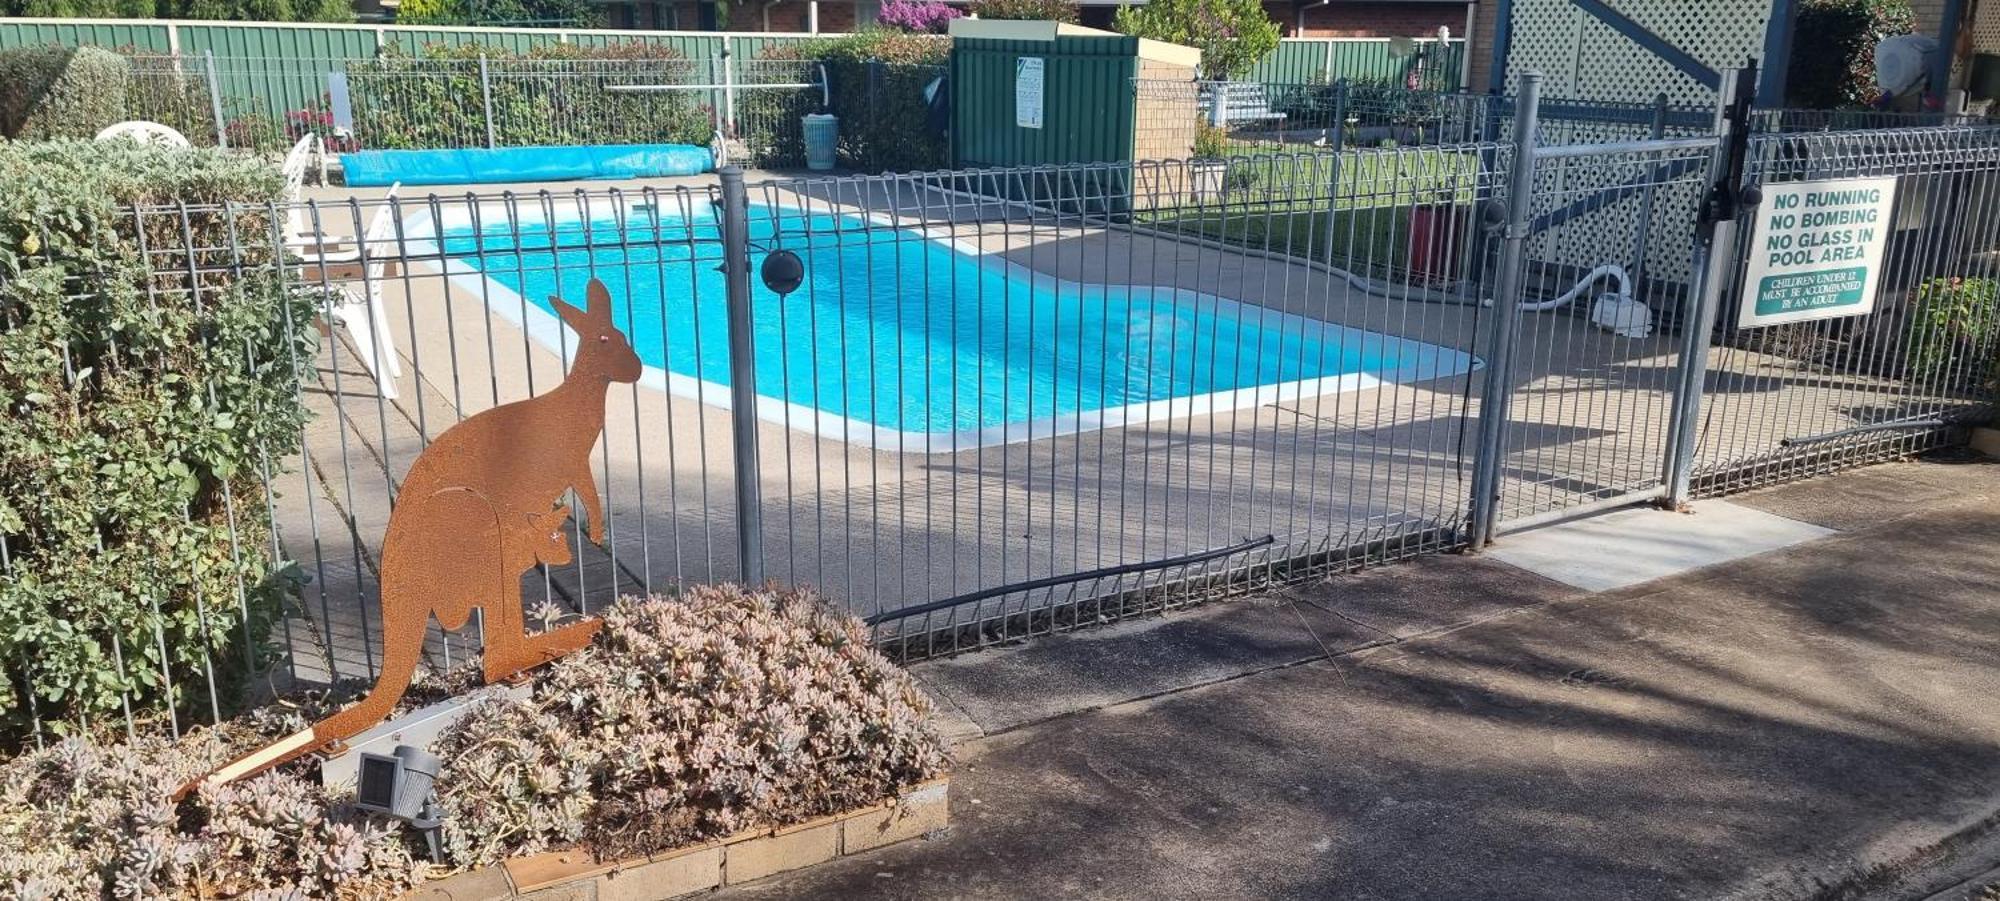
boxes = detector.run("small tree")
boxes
[1113,0,1279,81]
[968,0,1079,23]
[878,0,961,33]
[1786,0,1917,108]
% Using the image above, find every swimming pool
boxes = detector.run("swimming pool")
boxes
[419,202,1476,451]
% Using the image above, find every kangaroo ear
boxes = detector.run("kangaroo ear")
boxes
[551,295,588,330]
[587,278,614,322]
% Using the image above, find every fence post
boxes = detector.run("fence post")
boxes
[1662,66,1758,509]
[1466,71,1542,552]
[477,53,497,149]
[202,50,228,149]
[1320,79,1349,266]
[1322,39,1335,83]
[717,167,765,585]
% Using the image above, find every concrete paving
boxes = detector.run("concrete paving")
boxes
[1486,500,1835,592]
[714,455,2000,900]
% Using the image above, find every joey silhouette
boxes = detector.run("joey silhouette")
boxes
[191,278,643,793]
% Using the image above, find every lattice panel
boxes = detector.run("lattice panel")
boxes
[1503,0,1777,106]
[1976,0,2000,53]
[1501,0,1584,95]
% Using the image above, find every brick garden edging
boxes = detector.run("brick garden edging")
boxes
[405,778,950,900]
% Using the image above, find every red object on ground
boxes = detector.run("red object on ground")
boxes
[1406,204,1465,283]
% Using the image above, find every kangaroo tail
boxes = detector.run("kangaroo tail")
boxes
[176,606,428,799]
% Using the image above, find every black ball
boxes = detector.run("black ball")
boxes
[760,250,805,296]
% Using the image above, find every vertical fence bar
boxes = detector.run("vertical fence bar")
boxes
[203,50,228,149]
[718,167,765,585]
[722,46,738,139]
[1467,71,1542,551]
[1663,67,1756,509]
[1629,91,1669,285]
[478,53,497,149]
[1319,79,1348,265]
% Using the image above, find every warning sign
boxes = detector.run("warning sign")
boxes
[1738,176,1899,328]
[1015,57,1045,130]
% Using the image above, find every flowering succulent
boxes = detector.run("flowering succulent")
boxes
[433,585,950,865]
[0,729,425,899]
[0,585,946,896]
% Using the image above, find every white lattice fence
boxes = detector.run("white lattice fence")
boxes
[1500,0,1778,105]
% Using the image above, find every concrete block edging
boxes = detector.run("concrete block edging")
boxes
[405,778,950,900]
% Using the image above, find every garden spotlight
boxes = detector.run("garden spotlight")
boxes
[356,744,446,863]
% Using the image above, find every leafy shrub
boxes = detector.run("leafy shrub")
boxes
[878,0,962,34]
[0,47,132,141]
[347,43,710,150]
[1114,0,1280,80]
[0,140,317,742]
[433,586,949,865]
[1787,0,1916,108]
[0,716,424,898]
[968,0,1079,22]
[743,31,949,172]
[0,0,355,20]
[393,0,598,27]
[1907,276,2000,385]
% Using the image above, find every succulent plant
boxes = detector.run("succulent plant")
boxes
[433,585,949,865]
[0,584,947,896]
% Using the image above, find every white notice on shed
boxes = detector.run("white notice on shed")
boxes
[1016,56,1045,129]
[1738,176,1898,328]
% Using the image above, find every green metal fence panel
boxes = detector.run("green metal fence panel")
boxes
[178,24,376,60]
[176,27,376,137]
[386,28,563,54]
[0,19,172,53]
[1245,38,1467,89]
[568,32,720,57]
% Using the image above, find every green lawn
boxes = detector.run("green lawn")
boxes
[1135,146,1485,280]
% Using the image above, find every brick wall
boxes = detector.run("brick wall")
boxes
[1467,0,1495,90]
[1268,1,1471,38]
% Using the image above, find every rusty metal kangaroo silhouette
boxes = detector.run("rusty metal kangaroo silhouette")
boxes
[192,278,643,793]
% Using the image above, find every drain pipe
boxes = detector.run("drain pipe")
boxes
[1297,0,1331,37]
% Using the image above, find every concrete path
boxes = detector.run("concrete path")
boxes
[716,454,2000,900]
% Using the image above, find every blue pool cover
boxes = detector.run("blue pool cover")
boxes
[340,144,713,187]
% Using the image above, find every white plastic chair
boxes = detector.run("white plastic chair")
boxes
[94,121,191,148]
[295,184,403,399]
[278,134,332,248]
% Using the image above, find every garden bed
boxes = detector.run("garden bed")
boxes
[412,777,950,900]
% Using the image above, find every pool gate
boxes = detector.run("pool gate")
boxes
[13,71,2000,745]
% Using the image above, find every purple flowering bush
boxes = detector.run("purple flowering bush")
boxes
[878,0,962,33]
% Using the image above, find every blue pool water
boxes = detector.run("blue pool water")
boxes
[436,205,1474,443]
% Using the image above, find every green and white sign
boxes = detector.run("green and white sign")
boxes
[1738,176,1899,328]
[1015,57,1045,130]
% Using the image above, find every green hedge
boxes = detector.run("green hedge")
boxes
[346,43,712,151]
[0,140,317,742]
[0,46,131,141]
[1787,0,1917,108]
[745,30,949,172]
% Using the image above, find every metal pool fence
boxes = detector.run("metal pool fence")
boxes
[9,74,2000,745]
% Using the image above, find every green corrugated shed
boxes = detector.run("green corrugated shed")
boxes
[950,32,1142,169]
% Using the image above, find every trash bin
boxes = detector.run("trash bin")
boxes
[803,113,839,171]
